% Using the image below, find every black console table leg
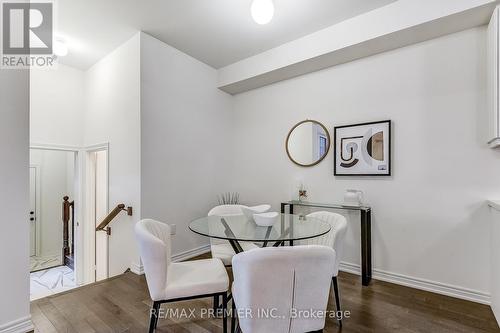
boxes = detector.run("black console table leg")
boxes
[361,210,372,286]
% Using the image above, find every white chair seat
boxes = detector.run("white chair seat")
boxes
[211,242,259,266]
[164,258,229,300]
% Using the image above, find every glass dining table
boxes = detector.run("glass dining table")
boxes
[189,213,331,253]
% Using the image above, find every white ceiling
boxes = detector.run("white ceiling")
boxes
[56,0,396,70]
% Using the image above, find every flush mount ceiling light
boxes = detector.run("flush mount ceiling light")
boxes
[251,0,274,25]
[53,39,68,57]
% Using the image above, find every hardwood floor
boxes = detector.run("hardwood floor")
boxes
[31,261,500,333]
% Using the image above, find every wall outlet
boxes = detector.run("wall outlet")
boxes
[170,224,176,235]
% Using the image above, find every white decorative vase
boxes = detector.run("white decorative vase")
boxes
[344,190,364,206]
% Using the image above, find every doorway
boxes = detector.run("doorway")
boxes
[29,147,78,300]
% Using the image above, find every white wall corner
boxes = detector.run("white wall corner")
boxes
[0,316,34,333]
[339,262,491,305]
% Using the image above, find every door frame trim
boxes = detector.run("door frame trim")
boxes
[82,143,110,284]
[29,164,41,257]
[30,142,111,286]
[30,142,82,152]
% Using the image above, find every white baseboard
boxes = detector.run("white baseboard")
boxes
[130,261,144,275]
[0,316,34,333]
[339,262,491,305]
[172,244,211,262]
[130,245,211,276]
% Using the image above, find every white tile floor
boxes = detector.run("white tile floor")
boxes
[30,254,61,272]
[30,265,76,301]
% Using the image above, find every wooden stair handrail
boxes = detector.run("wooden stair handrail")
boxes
[96,204,133,235]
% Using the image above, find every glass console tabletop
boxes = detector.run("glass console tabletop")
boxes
[189,213,331,243]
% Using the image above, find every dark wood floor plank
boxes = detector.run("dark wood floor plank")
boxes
[36,298,78,333]
[30,302,58,333]
[48,293,98,333]
[93,282,150,332]
[75,285,130,333]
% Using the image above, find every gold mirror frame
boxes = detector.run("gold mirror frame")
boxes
[285,120,331,167]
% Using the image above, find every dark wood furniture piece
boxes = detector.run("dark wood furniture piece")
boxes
[281,201,372,286]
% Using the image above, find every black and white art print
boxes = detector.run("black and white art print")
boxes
[334,120,391,176]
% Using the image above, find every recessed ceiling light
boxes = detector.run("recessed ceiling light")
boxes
[251,0,274,25]
[53,39,68,57]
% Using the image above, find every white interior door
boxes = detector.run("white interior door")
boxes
[94,150,108,281]
[29,167,37,257]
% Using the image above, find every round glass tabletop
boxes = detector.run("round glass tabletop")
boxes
[189,213,331,242]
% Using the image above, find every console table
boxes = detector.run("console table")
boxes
[281,201,372,286]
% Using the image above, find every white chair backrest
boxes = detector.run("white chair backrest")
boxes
[135,219,172,301]
[232,246,336,333]
[208,204,248,216]
[208,205,248,246]
[304,211,347,276]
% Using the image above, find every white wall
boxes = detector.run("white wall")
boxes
[491,203,500,321]
[230,27,500,302]
[0,71,33,331]
[30,38,141,280]
[30,64,85,147]
[140,32,234,256]
[84,33,141,277]
[30,149,74,260]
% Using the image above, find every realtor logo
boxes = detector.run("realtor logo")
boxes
[1,1,54,68]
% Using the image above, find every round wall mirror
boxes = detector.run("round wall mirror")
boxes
[286,120,331,167]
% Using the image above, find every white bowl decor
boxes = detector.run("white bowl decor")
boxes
[253,212,279,227]
[241,204,271,221]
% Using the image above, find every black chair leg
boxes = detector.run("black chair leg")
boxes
[214,295,220,314]
[332,276,342,327]
[149,301,161,333]
[222,293,228,333]
[231,297,236,333]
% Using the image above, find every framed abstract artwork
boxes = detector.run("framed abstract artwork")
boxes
[334,120,391,176]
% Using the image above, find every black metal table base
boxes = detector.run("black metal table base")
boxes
[281,202,372,286]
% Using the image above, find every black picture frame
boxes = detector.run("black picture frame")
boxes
[334,120,392,176]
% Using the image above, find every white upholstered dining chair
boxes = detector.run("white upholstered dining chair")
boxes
[231,245,336,333]
[207,205,259,266]
[302,211,348,326]
[135,219,230,333]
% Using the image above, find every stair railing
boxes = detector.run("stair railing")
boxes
[95,204,133,236]
[62,196,74,267]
